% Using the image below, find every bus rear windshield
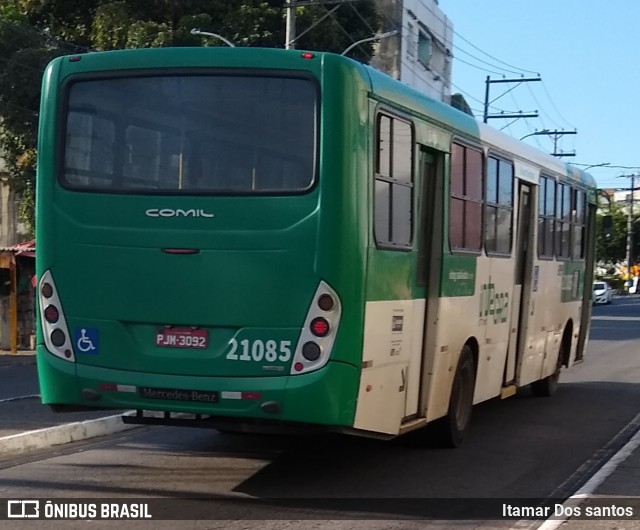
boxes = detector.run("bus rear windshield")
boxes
[62,74,317,194]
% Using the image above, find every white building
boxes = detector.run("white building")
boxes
[372,0,453,103]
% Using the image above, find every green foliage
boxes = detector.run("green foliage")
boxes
[0,3,66,235]
[91,2,131,50]
[1,0,380,236]
[596,201,639,264]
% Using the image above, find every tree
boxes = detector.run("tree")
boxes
[1,0,380,235]
[595,201,636,265]
[0,2,68,235]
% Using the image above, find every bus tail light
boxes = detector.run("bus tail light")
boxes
[38,270,75,362]
[291,281,341,375]
[310,317,329,337]
[44,305,59,323]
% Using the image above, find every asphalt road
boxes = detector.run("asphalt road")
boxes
[0,295,639,529]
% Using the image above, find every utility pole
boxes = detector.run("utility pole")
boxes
[549,129,577,157]
[483,76,541,123]
[620,174,638,291]
[520,129,578,157]
[284,0,360,50]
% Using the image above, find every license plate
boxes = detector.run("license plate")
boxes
[156,328,208,349]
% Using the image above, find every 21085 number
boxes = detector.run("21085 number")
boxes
[226,339,292,362]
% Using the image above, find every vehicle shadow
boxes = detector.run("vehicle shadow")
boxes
[233,381,640,514]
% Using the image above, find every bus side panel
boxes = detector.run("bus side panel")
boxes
[354,298,424,434]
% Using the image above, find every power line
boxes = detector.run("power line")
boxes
[453,54,510,77]
[347,1,378,34]
[540,81,575,129]
[319,4,373,61]
[453,31,539,76]
[452,46,527,77]
[525,81,561,130]
[417,0,538,77]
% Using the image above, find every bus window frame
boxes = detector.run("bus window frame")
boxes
[555,180,573,262]
[56,68,321,197]
[537,174,557,261]
[571,186,588,262]
[484,151,514,258]
[448,136,483,256]
[372,107,415,252]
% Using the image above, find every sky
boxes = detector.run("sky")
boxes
[437,0,639,191]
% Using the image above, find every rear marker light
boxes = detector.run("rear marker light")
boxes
[302,342,321,361]
[318,294,335,311]
[51,329,66,347]
[301,52,315,59]
[220,391,262,400]
[99,383,137,393]
[41,283,53,298]
[310,317,330,337]
[44,305,59,323]
[294,362,304,372]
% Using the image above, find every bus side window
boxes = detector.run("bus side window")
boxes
[374,113,414,249]
[449,142,482,252]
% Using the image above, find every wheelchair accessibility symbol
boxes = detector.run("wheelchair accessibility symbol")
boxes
[74,327,99,354]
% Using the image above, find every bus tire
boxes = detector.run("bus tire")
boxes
[530,342,564,397]
[436,345,476,448]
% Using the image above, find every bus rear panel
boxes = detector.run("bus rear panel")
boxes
[36,48,369,432]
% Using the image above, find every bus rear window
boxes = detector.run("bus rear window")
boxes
[62,74,317,194]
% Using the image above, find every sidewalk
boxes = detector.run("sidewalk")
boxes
[0,350,37,367]
[0,351,136,454]
[551,428,640,529]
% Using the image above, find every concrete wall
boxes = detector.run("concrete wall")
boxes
[372,0,453,103]
[0,154,28,247]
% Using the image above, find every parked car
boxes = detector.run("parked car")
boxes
[593,281,613,305]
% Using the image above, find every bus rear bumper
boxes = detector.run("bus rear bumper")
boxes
[36,349,358,428]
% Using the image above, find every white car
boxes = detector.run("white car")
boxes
[593,281,613,305]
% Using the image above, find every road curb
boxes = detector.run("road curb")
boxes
[535,411,640,530]
[0,411,139,456]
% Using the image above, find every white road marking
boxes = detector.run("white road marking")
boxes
[0,394,40,404]
[519,411,640,530]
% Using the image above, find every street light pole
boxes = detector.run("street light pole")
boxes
[519,129,550,141]
[190,29,235,47]
[341,30,398,56]
[285,0,296,49]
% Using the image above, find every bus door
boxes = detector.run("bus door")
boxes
[575,201,597,361]
[504,182,534,385]
[403,147,442,420]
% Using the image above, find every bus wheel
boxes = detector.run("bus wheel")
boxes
[530,342,564,397]
[436,345,476,448]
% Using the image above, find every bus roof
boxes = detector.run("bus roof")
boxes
[359,60,597,191]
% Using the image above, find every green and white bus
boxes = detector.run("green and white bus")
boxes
[36,47,597,446]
